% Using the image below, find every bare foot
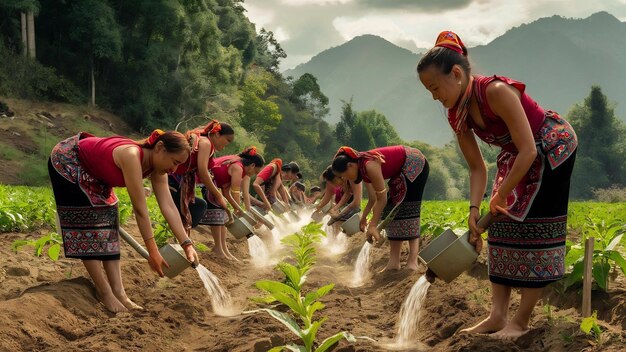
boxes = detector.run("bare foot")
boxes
[460,316,507,334]
[380,262,401,273]
[490,321,529,340]
[211,249,229,259]
[115,294,143,310]
[405,262,419,271]
[100,293,129,313]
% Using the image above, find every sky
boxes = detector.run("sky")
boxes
[242,0,626,70]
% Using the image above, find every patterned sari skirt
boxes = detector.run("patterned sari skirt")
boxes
[488,150,576,288]
[48,158,120,260]
[381,148,429,241]
[199,186,227,226]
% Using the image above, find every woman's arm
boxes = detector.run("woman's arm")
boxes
[225,164,245,214]
[196,138,228,209]
[457,122,488,252]
[486,82,537,212]
[253,169,272,210]
[315,183,334,211]
[364,161,387,228]
[151,173,198,264]
[360,182,376,231]
[242,176,253,211]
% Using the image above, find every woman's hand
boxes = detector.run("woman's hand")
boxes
[183,245,199,267]
[263,201,272,211]
[366,225,381,244]
[359,216,368,232]
[329,208,340,218]
[489,191,509,216]
[216,194,229,210]
[468,207,483,253]
[147,249,169,277]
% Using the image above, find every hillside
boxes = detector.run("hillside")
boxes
[285,12,626,146]
[0,97,136,185]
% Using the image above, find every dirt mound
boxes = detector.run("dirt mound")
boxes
[1,221,625,351]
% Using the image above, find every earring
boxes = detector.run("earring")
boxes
[458,81,462,85]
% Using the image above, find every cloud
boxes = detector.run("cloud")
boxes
[357,0,472,11]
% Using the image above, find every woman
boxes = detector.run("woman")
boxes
[253,159,300,211]
[417,31,577,339]
[289,181,306,205]
[327,178,362,227]
[313,166,343,213]
[48,130,199,313]
[332,145,428,271]
[204,147,265,259]
[169,120,234,233]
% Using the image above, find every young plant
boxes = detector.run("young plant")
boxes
[580,311,603,344]
[12,232,62,261]
[248,222,355,352]
[564,216,626,291]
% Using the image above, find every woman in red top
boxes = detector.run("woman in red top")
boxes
[252,159,300,211]
[332,145,428,271]
[169,120,234,233]
[313,166,343,215]
[203,147,265,260]
[417,31,577,339]
[48,130,199,313]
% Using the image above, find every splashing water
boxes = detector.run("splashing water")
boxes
[393,275,431,347]
[349,242,372,287]
[247,235,272,267]
[195,264,238,316]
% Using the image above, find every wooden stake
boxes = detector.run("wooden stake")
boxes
[582,237,594,317]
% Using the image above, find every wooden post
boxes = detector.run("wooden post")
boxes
[26,11,36,58]
[582,237,594,317]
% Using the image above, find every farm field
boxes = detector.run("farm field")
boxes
[1,186,625,351]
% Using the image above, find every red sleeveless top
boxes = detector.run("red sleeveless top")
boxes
[470,75,545,151]
[360,145,406,183]
[211,155,243,188]
[78,136,151,187]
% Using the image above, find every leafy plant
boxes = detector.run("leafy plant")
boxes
[564,216,626,291]
[12,232,63,261]
[248,222,355,352]
[580,311,603,343]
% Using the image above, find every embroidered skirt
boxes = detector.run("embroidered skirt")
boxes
[488,150,576,288]
[48,159,120,260]
[382,149,429,241]
[199,186,227,226]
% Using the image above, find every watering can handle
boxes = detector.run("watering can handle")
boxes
[476,212,495,230]
[119,227,150,260]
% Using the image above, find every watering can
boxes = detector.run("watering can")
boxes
[419,213,495,283]
[310,210,325,223]
[226,217,256,240]
[247,207,275,230]
[119,227,197,279]
[271,201,288,214]
[339,212,361,235]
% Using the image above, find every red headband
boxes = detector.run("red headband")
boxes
[435,31,466,56]
[147,129,165,146]
[244,146,257,156]
[335,146,359,159]
[202,119,222,135]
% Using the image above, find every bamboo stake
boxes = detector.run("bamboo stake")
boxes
[582,237,594,317]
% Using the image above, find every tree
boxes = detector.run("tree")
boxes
[239,70,282,138]
[336,99,357,145]
[357,110,402,147]
[568,86,626,198]
[254,28,286,74]
[67,0,121,106]
[349,118,375,151]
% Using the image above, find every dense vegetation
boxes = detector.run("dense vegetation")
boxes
[0,1,625,201]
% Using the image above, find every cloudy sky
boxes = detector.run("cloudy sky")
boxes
[243,0,626,70]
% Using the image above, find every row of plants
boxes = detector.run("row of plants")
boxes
[247,222,355,352]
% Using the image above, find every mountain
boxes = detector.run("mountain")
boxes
[284,12,626,146]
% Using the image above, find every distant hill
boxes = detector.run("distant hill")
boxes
[285,12,626,146]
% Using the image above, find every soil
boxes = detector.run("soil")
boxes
[0,217,625,352]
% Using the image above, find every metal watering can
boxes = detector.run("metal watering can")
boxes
[419,213,495,283]
[119,227,197,279]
